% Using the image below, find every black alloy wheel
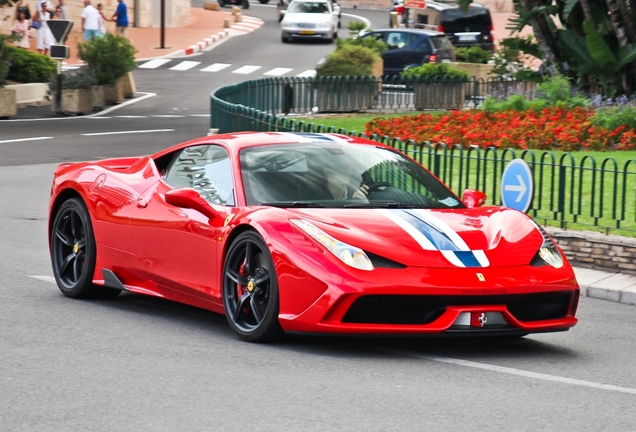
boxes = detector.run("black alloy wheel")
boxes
[50,198,120,299]
[222,231,282,342]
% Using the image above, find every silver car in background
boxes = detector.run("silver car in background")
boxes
[281,0,340,43]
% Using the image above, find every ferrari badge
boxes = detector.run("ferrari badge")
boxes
[476,273,486,282]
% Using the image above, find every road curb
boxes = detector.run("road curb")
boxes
[181,15,264,56]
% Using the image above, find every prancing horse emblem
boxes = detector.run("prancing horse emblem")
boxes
[478,313,487,327]
[477,273,486,282]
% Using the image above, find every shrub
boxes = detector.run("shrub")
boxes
[592,106,636,131]
[454,46,492,64]
[0,35,12,88]
[49,70,99,91]
[401,63,470,80]
[316,44,380,77]
[6,46,56,83]
[78,33,137,85]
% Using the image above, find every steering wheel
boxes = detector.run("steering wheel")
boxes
[365,182,393,194]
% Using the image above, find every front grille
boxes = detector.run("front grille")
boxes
[297,23,316,28]
[342,292,572,325]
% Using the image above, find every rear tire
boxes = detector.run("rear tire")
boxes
[50,198,121,299]
[222,231,283,342]
[242,0,250,8]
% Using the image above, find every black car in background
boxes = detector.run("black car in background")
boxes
[360,29,455,75]
[390,1,495,51]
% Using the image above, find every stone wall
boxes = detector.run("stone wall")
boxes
[547,228,636,276]
[0,0,190,32]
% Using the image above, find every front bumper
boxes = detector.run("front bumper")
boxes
[277,264,579,336]
[282,28,332,39]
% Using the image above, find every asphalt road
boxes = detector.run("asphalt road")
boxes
[1,3,636,431]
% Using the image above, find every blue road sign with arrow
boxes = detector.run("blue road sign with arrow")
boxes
[500,159,534,213]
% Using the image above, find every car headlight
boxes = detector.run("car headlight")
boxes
[283,21,298,28]
[291,219,374,271]
[316,22,331,28]
[530,222,564,269]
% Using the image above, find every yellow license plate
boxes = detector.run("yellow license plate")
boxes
[299,30,315,35]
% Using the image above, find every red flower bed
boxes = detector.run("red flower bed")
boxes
[365,108,636,151]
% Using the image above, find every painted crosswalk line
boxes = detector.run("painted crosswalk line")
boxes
[139,59,172,69]
[296,70,317,78]
[232,65,262,74]
[170,61,202,71]
[264,68,293,76]
[201,63,231,72]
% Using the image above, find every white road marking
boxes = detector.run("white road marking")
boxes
[114,115,147,118]
[264,67,293,76]
[387,349,636,396]
[189,114,210,117]
[0,136,53,144]
[139,58,172,69]
[28,275,56,284]
[296,69,317,78]
[232,65,262,74]
[81,129,174,136]
[150,115,185,118]
[170,61,201,71]
[200,63,231,72]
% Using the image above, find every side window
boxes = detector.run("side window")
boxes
[385,32,413,50]
[414,37,432,53]
[164,145,235,206]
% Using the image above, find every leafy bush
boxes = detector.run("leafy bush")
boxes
[78,33,137,85]
[49,70,99,91]
[5,46,56,83]
[401,63,470,80]
[592,106,636,131]
[316,44,380,77]
[454,46,492,64]
[0,35,12,88]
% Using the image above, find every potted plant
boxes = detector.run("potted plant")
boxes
[49,70,98,114]
[401,63,470,110]
[78,33,137,104]
[452,46,495,82]
[0,35,17,118]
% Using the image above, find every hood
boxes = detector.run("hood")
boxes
[286,207,544,269]
[283,13,333,24]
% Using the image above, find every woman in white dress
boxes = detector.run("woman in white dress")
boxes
[35,0,56,55]
[97,3,109,35]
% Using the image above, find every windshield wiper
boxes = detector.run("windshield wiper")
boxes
[344,202,408,208]
[260,201,327,208]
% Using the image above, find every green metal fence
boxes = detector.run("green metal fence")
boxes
[210,76,636,235]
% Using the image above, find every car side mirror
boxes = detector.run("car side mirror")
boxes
[280,9,286,15]
[165,188,219,221]
[462,189,487,208]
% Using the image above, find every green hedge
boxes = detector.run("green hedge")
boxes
[6,46,56,83]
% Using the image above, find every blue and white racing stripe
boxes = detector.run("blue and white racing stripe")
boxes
[377,209,490,268]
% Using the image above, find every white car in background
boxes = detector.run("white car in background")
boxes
[281,0,339,43]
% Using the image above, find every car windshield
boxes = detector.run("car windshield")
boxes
[240,141,464,209]
[441,8,491,26]
[288,1,330,13]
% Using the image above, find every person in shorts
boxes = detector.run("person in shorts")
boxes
[111,0,128,37]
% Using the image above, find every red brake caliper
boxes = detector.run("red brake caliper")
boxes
[238,260,250,314]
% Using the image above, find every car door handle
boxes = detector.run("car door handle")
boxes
[137,199,147,208]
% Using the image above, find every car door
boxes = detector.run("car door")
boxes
[128,144,235,303]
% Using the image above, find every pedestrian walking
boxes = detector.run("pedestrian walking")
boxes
[81,0,101,40]
[34,0,55,55]
[56,0,67,19]
[97,3,110,35]
[111,0,128,37]
[12,11,31,49]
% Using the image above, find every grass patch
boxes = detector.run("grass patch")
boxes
[293,111,432,135]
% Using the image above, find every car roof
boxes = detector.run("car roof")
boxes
[369,28,446,36]
[151,132,389,160]
[426,1,488,10]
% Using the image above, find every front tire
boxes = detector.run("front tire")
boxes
[218,0,226,7]
[258,0,270,3]
[242,0,250,8]
[50,198,120,299]
[222,231,283,342]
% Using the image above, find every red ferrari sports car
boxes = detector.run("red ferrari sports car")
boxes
[49,132,579,342]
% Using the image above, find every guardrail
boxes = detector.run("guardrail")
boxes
[210,76,636,235]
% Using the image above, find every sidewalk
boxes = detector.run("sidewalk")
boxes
[574,267,636,306]
[28,7,233,65]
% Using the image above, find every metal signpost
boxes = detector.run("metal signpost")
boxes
[500,159,534,213]
[48,19,73,114]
